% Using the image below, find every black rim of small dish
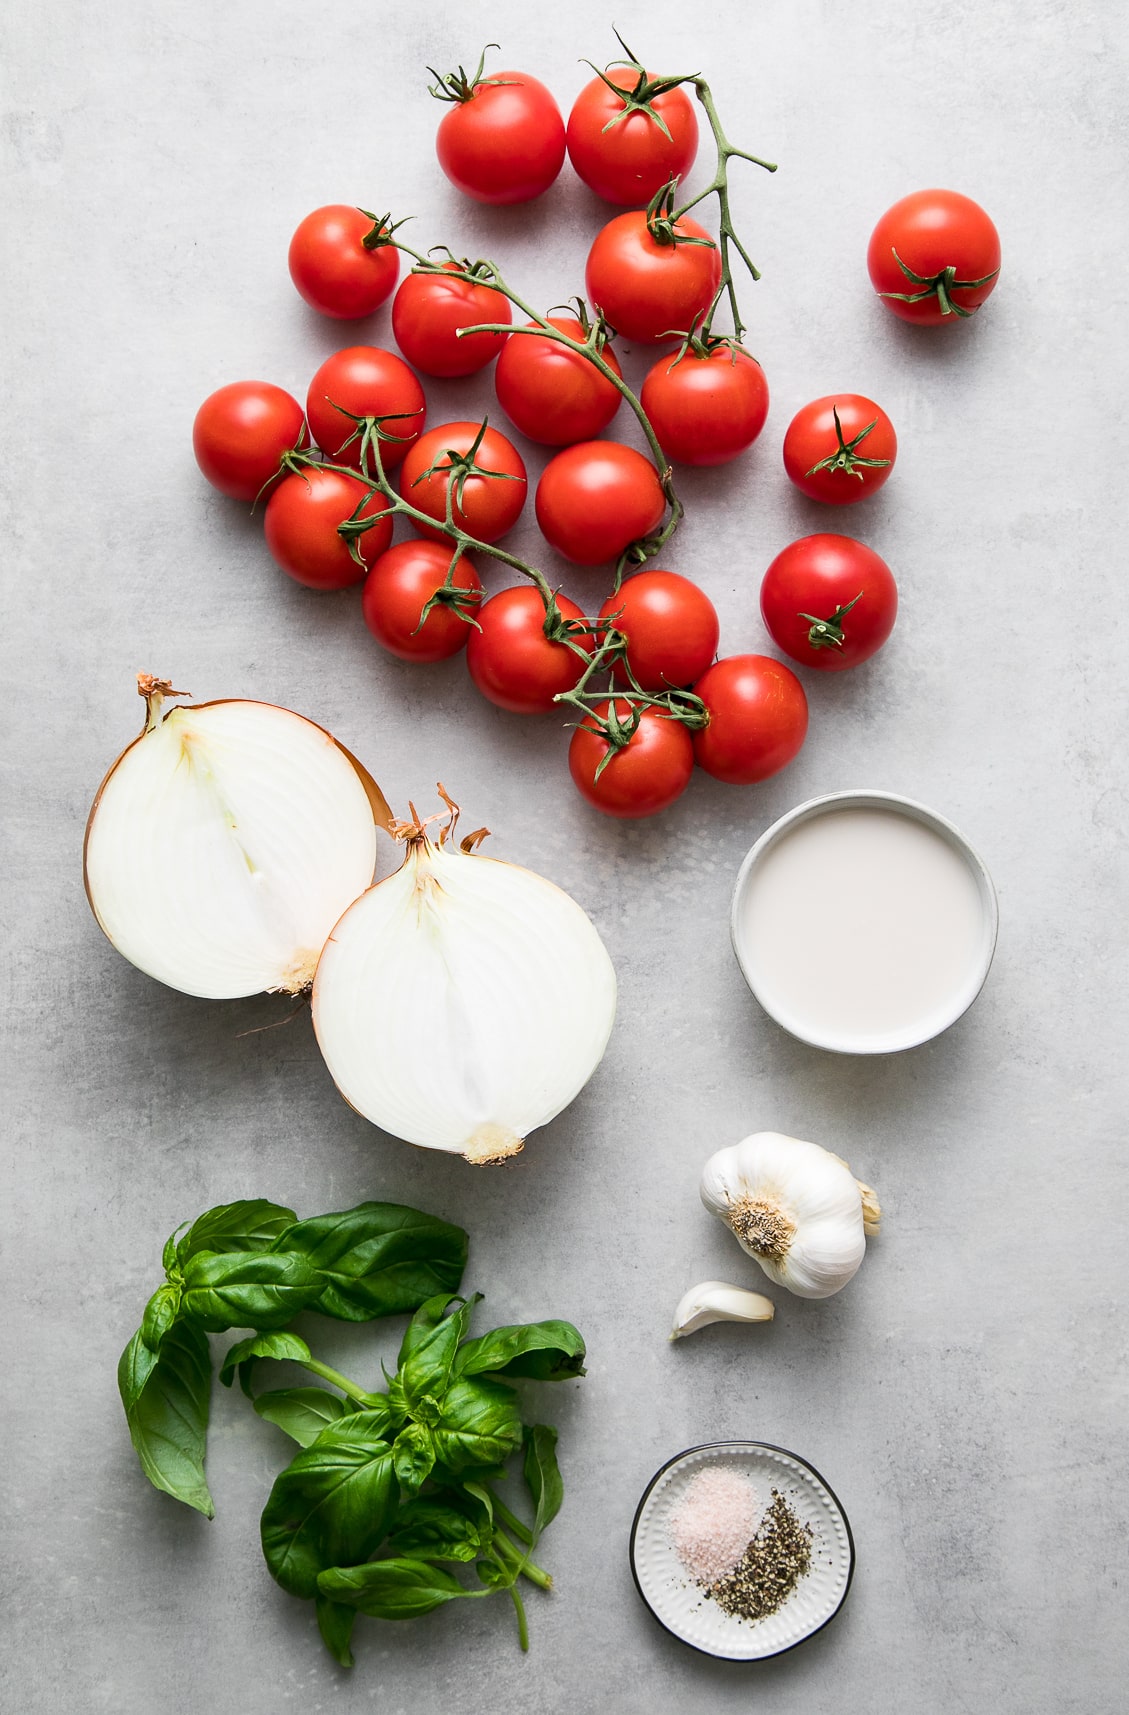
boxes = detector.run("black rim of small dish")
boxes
[628,1440,856,1660]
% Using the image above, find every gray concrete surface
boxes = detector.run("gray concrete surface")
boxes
[2,2,1126,1710]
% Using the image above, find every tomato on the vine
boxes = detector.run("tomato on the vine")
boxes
[760,534,897,673]
[192,381,306,502]
[263,468,392,591]
[494,316,623,446]
[362,541,482,662]
[569,702,694,819]
[400,421,527,544]
[391,262,511,377]
[692,655,808,785]
[867,189,1001,325]
[433,64,566,205]
[536,442,665,566]
[566,64,698,206]
[585,208,721,344]
[287,207,400,320]
[640,344,769,466]
[466,586,592,714]
[306,346,426,472]
[782,395,896,504]
[598,570,718,691]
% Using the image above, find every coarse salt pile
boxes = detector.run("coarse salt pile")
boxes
[668,1466,761,1584]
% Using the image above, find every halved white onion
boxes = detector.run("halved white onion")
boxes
[311,826,617,1161]
[84,677,389,999]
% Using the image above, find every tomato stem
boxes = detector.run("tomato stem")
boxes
[880,247,1000,318]
[804,407,891,482]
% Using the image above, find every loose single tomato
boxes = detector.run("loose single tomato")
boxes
[760,535,897,673]
[287,206,400,320]
[400,421,527,544]
[640,343,769,466]
[362,541,482,662]
[263,468,392,590]
[566,66,698,205]
[192,381,306,502]
[585,209,720,344]
[536,442,665,565]
[782,395,897,504]
[494,316,623,445]
[392,262,512,377]
[466,586,592,714]
[867,189,1001,325]
[692,655,808,785]
[434,64,565,204]
[305,346,426,473]
[569,701,694,818]
[598,570,718,691]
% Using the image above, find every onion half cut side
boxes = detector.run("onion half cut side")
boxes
[84,676,391,1000]
[311,824,618,1162]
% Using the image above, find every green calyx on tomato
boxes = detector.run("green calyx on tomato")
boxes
[581,31,694,144]
[356,209,409,252]
[426,44,515,104]
[644,179,717,251]
[798,591,863,651]
[805,406,891,482]
[409,418,523,516]
[880,247,1001,319]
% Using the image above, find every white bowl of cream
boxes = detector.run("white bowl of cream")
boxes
[730,791,998,1054]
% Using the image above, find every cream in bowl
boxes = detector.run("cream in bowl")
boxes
[730,791,997,1054]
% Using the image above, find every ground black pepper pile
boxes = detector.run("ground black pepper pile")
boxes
[707,1490,813,1621]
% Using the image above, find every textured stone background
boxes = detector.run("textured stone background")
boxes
[2,2,1126,1710]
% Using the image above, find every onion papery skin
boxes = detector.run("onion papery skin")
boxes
[311,839,617,1160]
[84,698,383,1000]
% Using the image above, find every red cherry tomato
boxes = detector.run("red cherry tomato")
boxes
[466,586,592,714]
[569,701,694,819]
[536,442,665,566]
[306,346,426,473]
[692,655,808,785]
[867,190,1001,325]
[361,541,482,662]
[782,395,897,505]
[598,570,718,691]
[640,344,769,466]
[192,381,306,502]
[585,210,720,344]
[566,67,698,206]
[494,317,623,446]
[400,422,527,544]
[760,535,897,673]
[435,68,565,205]
[287,207,400,320]
[392,262,512,377]
[263,468,392,591]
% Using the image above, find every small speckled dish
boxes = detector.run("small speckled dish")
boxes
[629,1442,854,1660]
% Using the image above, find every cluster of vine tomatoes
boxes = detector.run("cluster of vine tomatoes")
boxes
[192,41,1000,819]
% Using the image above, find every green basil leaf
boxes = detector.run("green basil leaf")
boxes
[522,1424,563,1541]
[392,1422,436,1495]
[318,1405,402,1443]
[219,1330,312,1394]
[397,1291,456,1368]
[255,1388,351,1447]
[176,1200,297,1265]
[162,1222,189,1275]
[261,1429,398,1599]
[140,1284,182,1353]
[315,1595,356,1668]
[275,1202,468,1322]
[431,1378,522,1475]
[318,1558,485,1620]
[180,1250,320,1332]
[118,1321,214,1518]
[400,1294,481,1410]
[386,1496,489,1563]
[455,1319,586,1383]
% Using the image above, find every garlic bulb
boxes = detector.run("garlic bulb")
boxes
[84,676,389,999]
[670,1281,775,1339]
[312,797,617,1162]
[700,1132,882,1300]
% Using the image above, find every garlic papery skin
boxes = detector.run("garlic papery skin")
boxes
[671,1281,775,1339]
[311,824,617,1161]
[700,1132,882,1300]
[84,677,387,1000]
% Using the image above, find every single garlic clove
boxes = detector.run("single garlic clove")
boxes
[670,1281,776,1340]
